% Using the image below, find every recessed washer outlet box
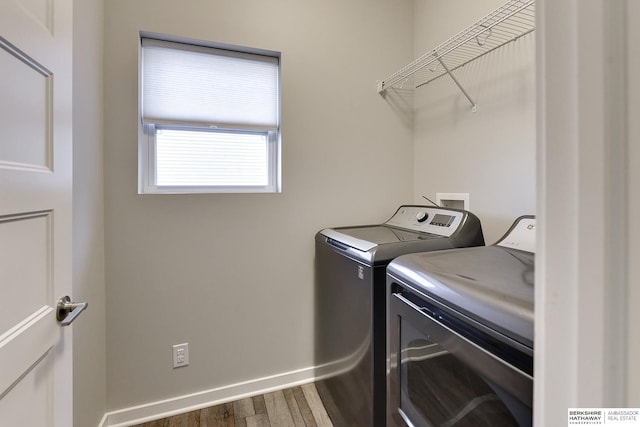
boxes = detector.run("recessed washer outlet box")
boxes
[436,193,469,211]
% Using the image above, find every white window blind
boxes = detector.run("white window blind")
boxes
[141,38,280,130]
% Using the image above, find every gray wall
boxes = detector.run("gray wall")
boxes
[79,0,640,421]
[412,0,536,243]
[103,0,414,410]
[73,0,106,425]
[101,0,535,415]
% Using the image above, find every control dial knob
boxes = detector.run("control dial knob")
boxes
[416,211,429,223]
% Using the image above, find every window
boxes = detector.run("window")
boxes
[139,35,281,193]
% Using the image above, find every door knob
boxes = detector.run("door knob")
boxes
[56,296,88,326]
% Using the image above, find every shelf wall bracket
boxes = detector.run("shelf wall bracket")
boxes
[437,57,477,112]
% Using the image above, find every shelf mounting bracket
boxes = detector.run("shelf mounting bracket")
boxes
[437,57,477,112]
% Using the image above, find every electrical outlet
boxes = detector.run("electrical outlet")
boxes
[172,343,189,368]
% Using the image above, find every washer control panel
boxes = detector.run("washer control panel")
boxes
[385,205,465,237]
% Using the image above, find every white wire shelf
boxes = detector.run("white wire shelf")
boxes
[377,0,535,112]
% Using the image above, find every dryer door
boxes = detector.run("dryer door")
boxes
[388,290,532,427]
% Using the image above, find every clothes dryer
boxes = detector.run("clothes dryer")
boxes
[387,216,535,427]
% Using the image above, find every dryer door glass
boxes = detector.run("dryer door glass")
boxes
[399,319,521,426]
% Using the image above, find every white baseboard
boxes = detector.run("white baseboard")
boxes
[100,365,319,427]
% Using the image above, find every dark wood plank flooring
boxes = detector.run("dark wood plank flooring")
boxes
[131,383,334,427]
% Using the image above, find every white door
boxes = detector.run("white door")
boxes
[0,0,75,425]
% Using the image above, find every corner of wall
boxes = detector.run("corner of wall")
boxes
[72,0,106,425]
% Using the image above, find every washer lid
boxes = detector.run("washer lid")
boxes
[322,226,438,251]
[388,245,534,349]
[319,225,454,265]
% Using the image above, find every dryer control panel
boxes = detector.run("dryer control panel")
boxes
[496,216,536,253]
[385,205,466,237]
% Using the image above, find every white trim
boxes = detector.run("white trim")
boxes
[98,413,108,427]
[536,0,630,424]
[626,0,640,405]
[100,365,318,427]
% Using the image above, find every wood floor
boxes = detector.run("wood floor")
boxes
[131,383,334,427]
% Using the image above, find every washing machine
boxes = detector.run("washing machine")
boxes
[387,215,535,427]
[314,205,485,427]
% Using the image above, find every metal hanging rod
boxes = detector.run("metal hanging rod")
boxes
[377,0,535,111]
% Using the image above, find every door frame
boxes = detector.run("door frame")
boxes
[535,0,636,423]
